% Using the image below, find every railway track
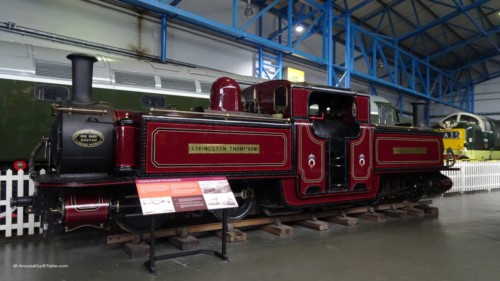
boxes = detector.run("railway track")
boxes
[107,200,437,247]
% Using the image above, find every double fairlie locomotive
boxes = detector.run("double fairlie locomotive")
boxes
[13,54,454,234]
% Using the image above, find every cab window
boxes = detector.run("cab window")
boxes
[460,115,478,124]
[442,115,458,125]
[274,86,288,113]
[377,103,398,125]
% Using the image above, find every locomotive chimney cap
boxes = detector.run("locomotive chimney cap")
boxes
[411,100,428,105]
[67,53,98,62]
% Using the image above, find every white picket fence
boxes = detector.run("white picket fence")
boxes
[1,162,500,237]
[441,161,500,193]
[0,169,42,237]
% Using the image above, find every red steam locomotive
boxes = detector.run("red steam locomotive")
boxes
[13,54,454,234]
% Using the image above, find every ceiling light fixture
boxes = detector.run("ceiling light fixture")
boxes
[378,58,384,68]
[244,0,254,17]
[295,25,304,33]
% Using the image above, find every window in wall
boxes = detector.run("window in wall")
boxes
[34,84,70,102]
[141,95,166,109]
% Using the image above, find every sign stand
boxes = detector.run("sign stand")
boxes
[136,177,235,275]
[144,209,229,275]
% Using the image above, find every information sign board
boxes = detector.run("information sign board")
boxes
[135,177,238,215]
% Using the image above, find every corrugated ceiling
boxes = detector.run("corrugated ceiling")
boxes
[336,0,499,82]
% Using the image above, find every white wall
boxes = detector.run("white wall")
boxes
[0,0,154,53]
[0,0,257,74]
[428,76,500,123]
[473,76,500,119]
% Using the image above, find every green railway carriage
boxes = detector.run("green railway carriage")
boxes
[0,78,210,169]
[0,78,54,168]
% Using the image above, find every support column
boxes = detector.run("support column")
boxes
[344,12,352,89]
[161,14,167,63]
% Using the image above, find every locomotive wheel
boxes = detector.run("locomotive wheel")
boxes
[212,187,256,221]
[115,214,168,233]
[212,197,255,221]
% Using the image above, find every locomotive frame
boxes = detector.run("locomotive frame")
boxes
[12,54,455,234]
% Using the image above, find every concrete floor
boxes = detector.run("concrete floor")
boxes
[1,191,500,281]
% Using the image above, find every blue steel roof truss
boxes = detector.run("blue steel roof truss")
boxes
[118,0,499,113]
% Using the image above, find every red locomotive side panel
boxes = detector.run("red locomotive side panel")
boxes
[281,177,381,206]
[143,117,292,174]
[349,126,373,184]
[374,132,443,169]
[296,123,326,194]
[291,88,310,117]
[354,95,370,123]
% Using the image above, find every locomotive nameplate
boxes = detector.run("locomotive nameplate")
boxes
[393,147,427,154]
[188,144,260,154]
[72,130,105,148]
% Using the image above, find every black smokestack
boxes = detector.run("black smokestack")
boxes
[67,53,98,105]
[411,101,428,127]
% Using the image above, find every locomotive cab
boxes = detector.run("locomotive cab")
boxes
[241,81,290,118]
[308,92,361,191]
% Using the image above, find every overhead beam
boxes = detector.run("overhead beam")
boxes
[118,0,328,65]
